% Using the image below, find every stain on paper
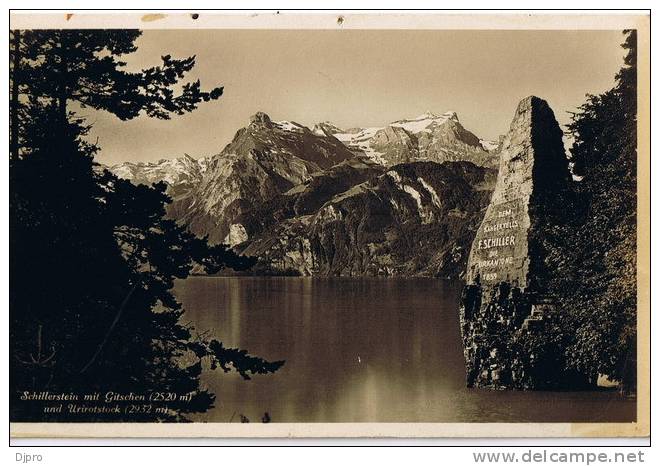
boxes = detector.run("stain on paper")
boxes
[141,14,167,23]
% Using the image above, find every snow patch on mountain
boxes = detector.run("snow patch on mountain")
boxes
[275,120,306,133]
[333,127,386,164]
[480,139,499,151]
[390,111,458,134]
[418,177,442,208]
[402,184,431,223]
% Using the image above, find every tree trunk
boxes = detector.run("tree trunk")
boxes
[10,30,21,160]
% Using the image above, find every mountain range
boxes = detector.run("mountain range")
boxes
[315,111,498,168]
[109,110,500,277]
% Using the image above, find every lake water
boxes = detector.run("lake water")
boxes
[174,276,635,423]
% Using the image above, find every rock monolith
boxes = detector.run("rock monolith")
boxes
[459,96,585,390]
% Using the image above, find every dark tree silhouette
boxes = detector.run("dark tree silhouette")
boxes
[549,30,637,391]
[10,29,281,422]
[10,29,223,159]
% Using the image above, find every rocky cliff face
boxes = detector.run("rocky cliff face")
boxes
[168,112,356,244]
[328,111,499,169]
[239,160,496,277]
[459,96,585,390]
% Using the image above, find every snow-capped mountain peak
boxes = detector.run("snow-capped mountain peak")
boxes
[312,121,345,137]
[274,120,306,133]
[109,154,208,187]
[326,111,497,168]
[418,110,442,119]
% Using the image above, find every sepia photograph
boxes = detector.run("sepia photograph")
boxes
[7,11,650,439]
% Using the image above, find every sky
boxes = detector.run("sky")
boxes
[87,29,627,165]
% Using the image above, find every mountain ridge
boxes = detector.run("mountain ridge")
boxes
[107,109,502,276]
[109,109,500,178]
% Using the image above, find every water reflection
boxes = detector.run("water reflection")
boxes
[174,277,635,423]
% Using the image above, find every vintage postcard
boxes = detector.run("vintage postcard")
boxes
[8,11,650,439]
